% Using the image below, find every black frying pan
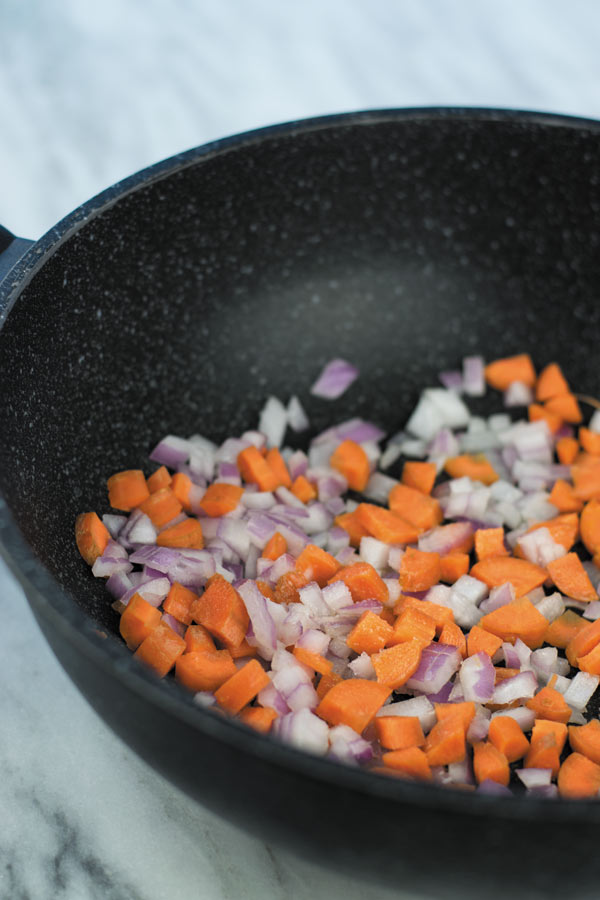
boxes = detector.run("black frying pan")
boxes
[2,109,600,900]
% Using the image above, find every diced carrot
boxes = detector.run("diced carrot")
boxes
[134,620,186,677]
[439,552,471,584]
[163,582,198,625]
[424,713,466,765]
[107,469,150,511]
[545,393,582,424]
[485,353,536,391]
[556,436,580,466]
[295,544,341,586]
[119,593,162,650]
[526,686,572,723]
[292,646,333,676]
[488,716,530,763]
[536,362,570,401]
[171,472,193,512]
[346,610,394,655]
[474,527,509,562]
[388,484,443,532]
[375,716,425,751]
[579,427,600,456]
[399,547,441,592]
[237,446,279,492]
[273,570,308,604]
[545,610,587,649]
[394,595,455,632]
[355,503,421,545]
[262,532,287,561]
[558,752,600,798]
[439,621,467,658]
[569,720,600,765]
[199,482,244,517]
[548,479,583,514]
[572,457,600,499]
[566,617,600,667]
[184,624,216,654]
[138,487,183,528]
[291,475,317,503]
[528,403,562,435]
[156,517,204,549]
[329,562,389,606]
[379,607,396,625]
[577,643,600,675]
[546,552,598,602]
[434,702,476,734]
[580,499,600,556]
[225,638,259,660]
[239,706,278,733]
[147,466,172,493]
[479,597,549,650]
[401,461,437,495]
[190,575,249,648]
[316,669,343,700]
[472,742,510,786]
[523,513,579,552]
[371,640,423,689]
[391,607,437,647]
[256,580,275,602]
[214,659,270,714]
[264,447,292,488]
[315,678,391,733]
[381,746,432,780]
[524,734,561,777]
[75,512,111,565]
[531,719,568,754]
[471,557,547,599]
[329,439,370,492]
[466,625,503,658]
[443,454,499,485]
[334,511,370,547]
[175,648,238,692]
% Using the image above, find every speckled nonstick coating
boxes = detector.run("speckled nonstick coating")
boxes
[2,109,600,899]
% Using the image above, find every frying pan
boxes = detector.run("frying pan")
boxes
[2,108,600,900]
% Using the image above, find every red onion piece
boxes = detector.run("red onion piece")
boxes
[102,514,127,538]
[310,359,359,400]
[288,450,309,480]
[237,580,277,660]
[257,682,290,715]
[150,435,191,468]
[462,356,485,397]
[105,571,133,599]
[490,706,536,731]
[479,582,515,615]
[477,779,512,796]
[321,581,353,612]
[418,521,474,555]
[491,670,537,704]
[515,768,552,789]
[405,643,461,695]
[92,557,133,578]
[217,518,250,559]
[459,652,495,703]
[439,370,463,391]
[348,652,376,679]
[296,628,330,655]
[328,725,373,764]
[504,381,534,407]
[273,709,330,754]
[162,612,186,637]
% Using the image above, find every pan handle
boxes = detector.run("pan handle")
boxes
[0,225,34,311]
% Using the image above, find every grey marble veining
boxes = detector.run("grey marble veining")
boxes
[3,1,600,897]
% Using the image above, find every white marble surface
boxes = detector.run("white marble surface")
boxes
[3,2,600,897]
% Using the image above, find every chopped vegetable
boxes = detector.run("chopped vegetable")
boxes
[75,353,600,799]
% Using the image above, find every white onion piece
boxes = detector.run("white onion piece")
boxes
[322,581,353,612]
[238,580,277,660]
[274,709,330,754]
[466,712,490,743]
[150,434,191,467]
[363,471,398,504]
[296,628,330,655]
[462,355,485,396]
[589,410,600,433]
[517,527,566,568]
[490,706,536,731]
[491,671,538,704]
[359,536,389,570]
[516,768,552,789]
[504,380,534,407]
[563,672,600,711]
[287,395,309,432]
[379,443,404,470]
[583,600,600,621]
[298,582,330,617]
[348,653,376,679]
[376,696,436,733]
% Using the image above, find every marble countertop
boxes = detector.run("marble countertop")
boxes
[3,2,600,897]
